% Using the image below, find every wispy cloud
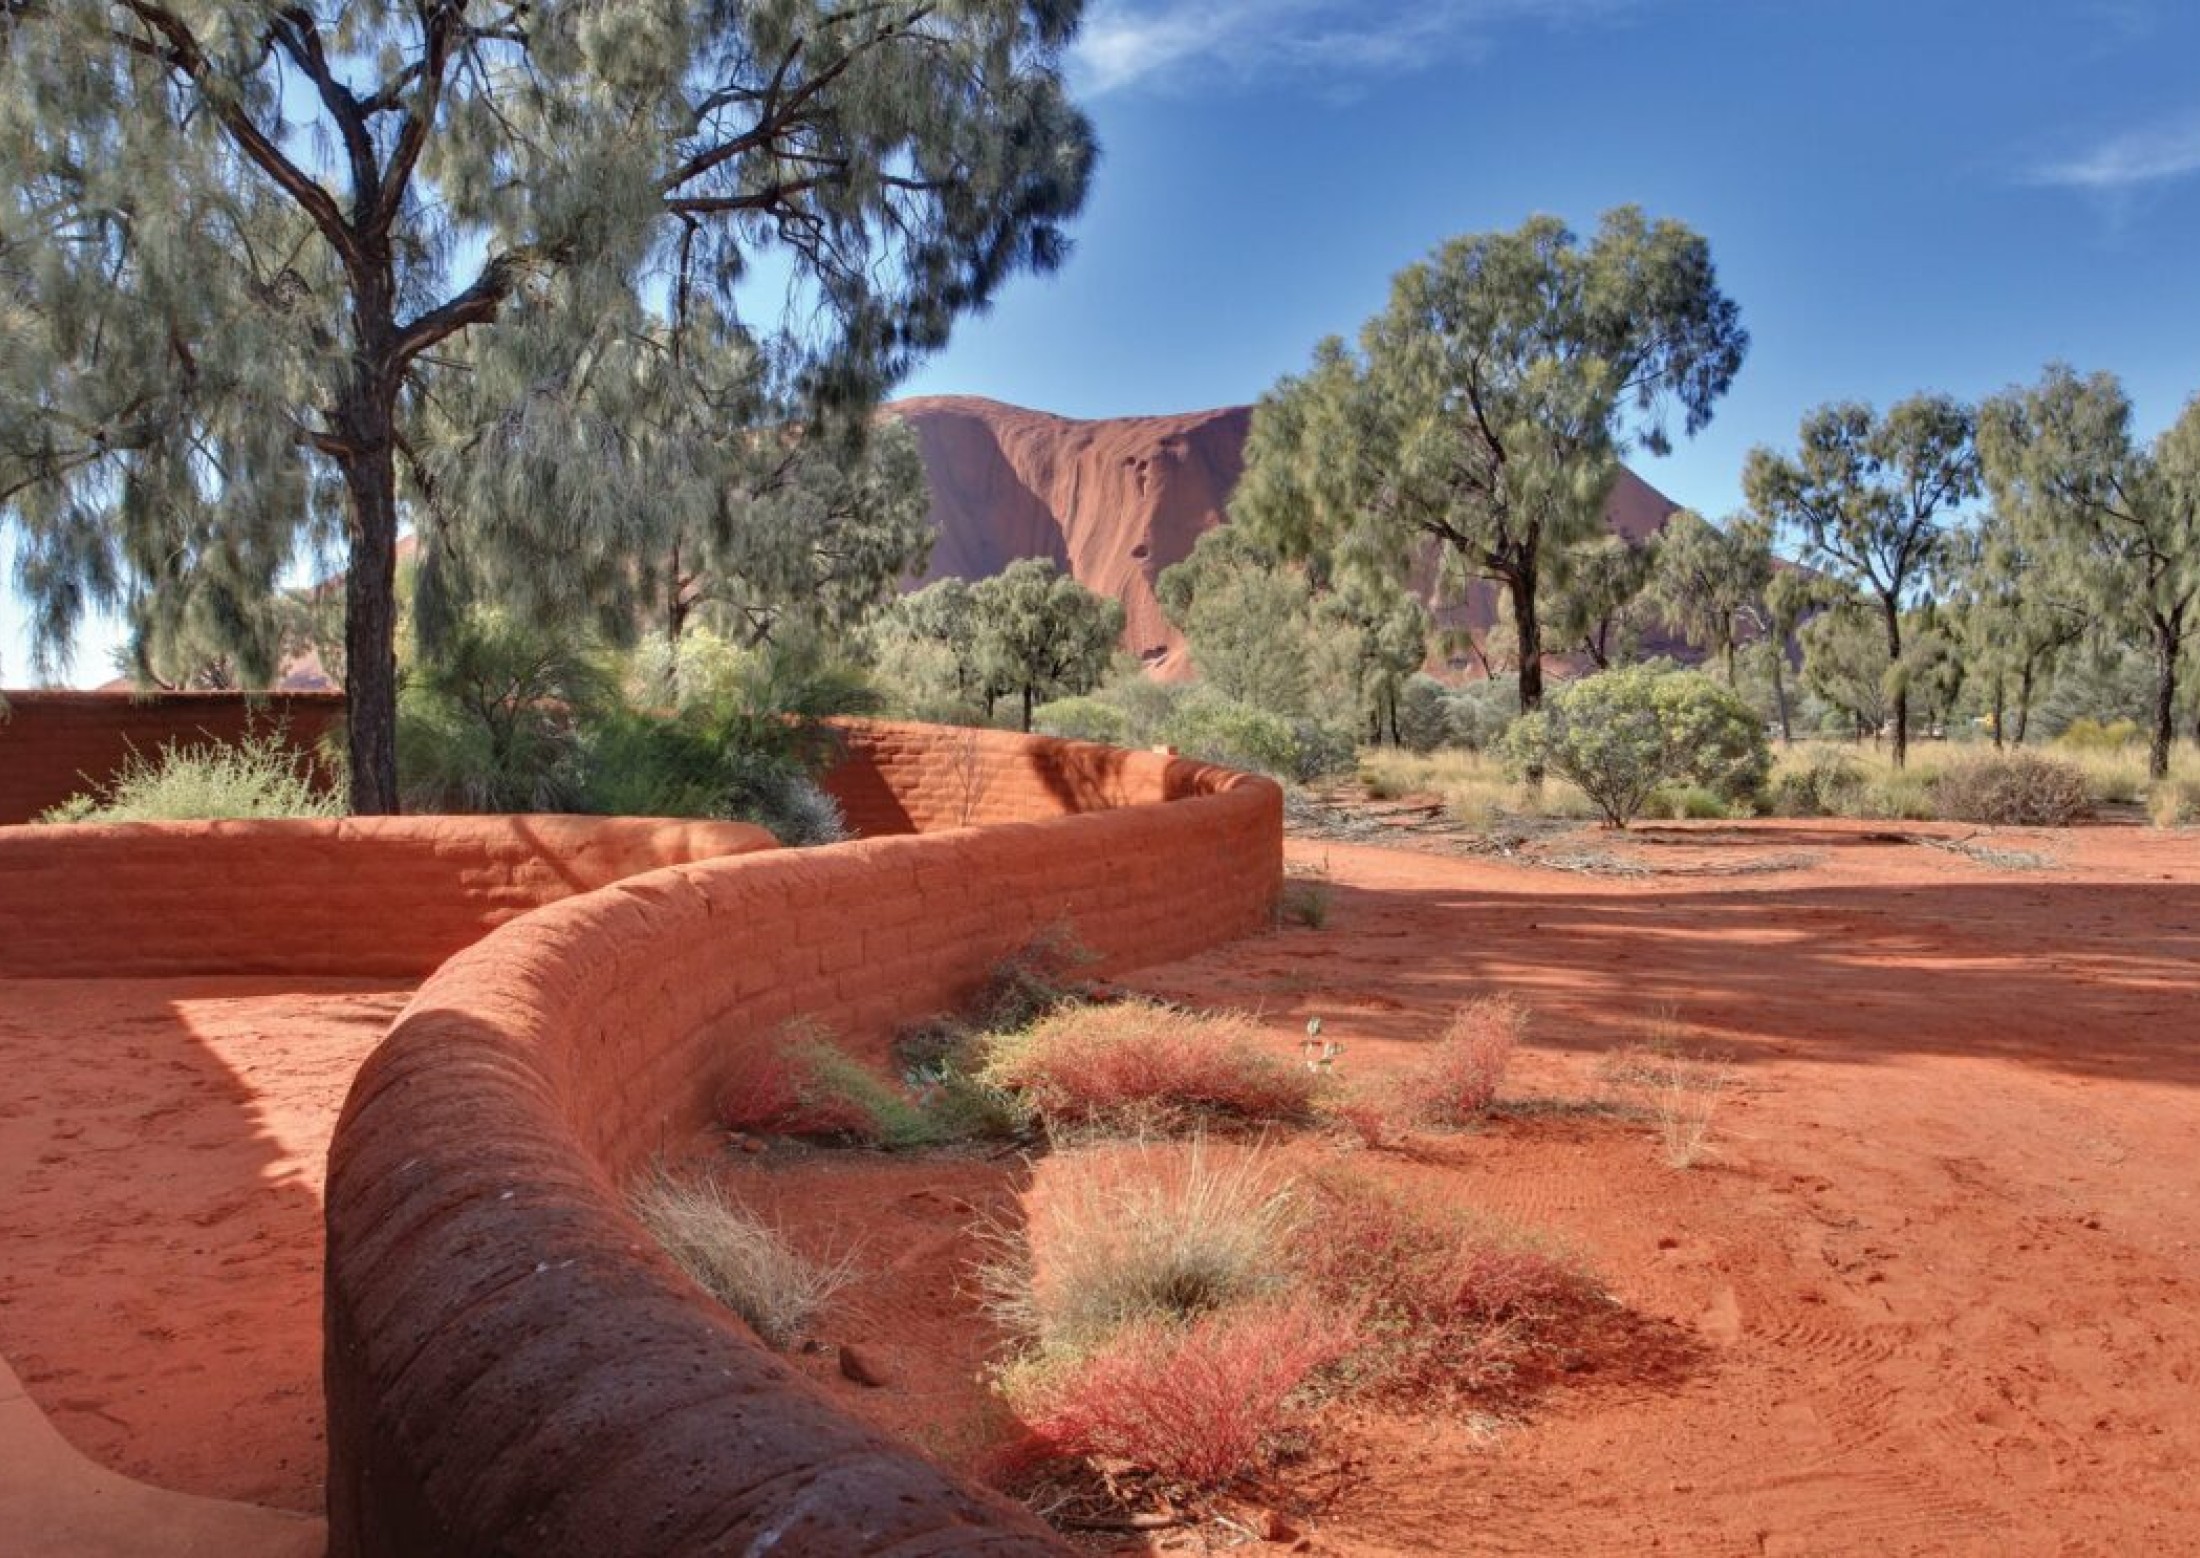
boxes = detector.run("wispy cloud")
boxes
[1070,0,1630,97]
[2030,111,2200,191]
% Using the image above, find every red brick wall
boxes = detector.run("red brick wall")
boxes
[0,690,346,824]
[0,815,778,978]
[323,730,1283,1558]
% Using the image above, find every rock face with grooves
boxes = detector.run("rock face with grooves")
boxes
[886,394,1683,674]
[888,396,1252,676]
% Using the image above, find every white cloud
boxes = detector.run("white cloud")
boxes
[2030,112,2200,191]
[1070,0,1627,97]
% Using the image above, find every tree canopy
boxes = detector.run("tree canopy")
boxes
[0,0,1095,810]
[1978,366,2200,778]
[1648,510,1772,685]
[972,558,1123,731]
[1232,207,1746,719]
[1744,395,1979,767]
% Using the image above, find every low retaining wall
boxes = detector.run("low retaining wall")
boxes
[324,726,1283,1557]
[0,690,346,825]
[821,717,1212,834]
[0,816,778,979]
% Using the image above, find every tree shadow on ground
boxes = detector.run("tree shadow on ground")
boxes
[1163,872,2200,1089]
[0,976,407,1513]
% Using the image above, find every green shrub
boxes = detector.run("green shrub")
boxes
[1161,691,1352,781]
[1032,695,1132,747]
[1644,782,1732,821]
[397,607,611,812]
[1929,753,2092,826]
[1503,666,1769,829]
[1393,674,1454,753]
[1444,676,1521,753]
[572,704,849,846]
[1770,747,1869,817]
[2054,717,2141,754]
[42,729,343,823]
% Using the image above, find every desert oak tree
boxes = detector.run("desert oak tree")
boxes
[1978,366,2200,780]
[972,556,1122,732]
[1231,207,1746,719]
[1744,396,1980,768]
[0,0,1095,811]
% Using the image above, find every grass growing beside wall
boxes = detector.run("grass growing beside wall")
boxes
[40,730,344,823]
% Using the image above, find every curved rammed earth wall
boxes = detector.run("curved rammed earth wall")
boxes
[0,815,778,979]
[324,725,1283,1557]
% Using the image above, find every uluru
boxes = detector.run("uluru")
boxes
[886,394,1682,674]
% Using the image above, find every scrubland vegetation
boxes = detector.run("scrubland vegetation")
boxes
[640,928,1694,1525]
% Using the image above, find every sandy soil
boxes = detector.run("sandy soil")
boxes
[3,817,2196,1555]
[756,819,2200,1555]
[0,978,410,1513]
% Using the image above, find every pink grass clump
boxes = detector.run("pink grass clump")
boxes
[1398,995,1527,1125]
[715,1031,879,1142]
[1291,1172,1601,1398]
[985,1001,1316,1131]
[1000,1299,1344,1488]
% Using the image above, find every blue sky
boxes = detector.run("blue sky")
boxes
[9,0,2200,684]
[903,0,2200,503]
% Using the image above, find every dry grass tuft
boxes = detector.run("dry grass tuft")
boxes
[1290,1170,1605,1399]
[630,1167,852,1349]
[1597,1009,1734,1169]
[985,1138,1301,1357]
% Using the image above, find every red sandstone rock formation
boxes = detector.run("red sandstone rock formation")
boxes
[889,396,1252,676]
[885,395,1683,674]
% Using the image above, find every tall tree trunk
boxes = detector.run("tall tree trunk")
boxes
[1511,570,1544,715]
[2015,658,2036,747]
[2149,618,2181,781]
[1881,594,1907,770]
[1507,568,1545,788]
[1770,643,1793,745]
[1021,683,1034,733]
[340,438,402,815]
[1989,674,2005,751]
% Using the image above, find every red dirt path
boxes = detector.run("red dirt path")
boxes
[3,820,2196,1553]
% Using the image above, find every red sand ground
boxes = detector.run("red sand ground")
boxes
[3,820,2197,1553]
[0,978,409,1513]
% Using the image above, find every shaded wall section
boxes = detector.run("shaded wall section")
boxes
[0,691,346,824]
[324,726,1282,1558]
[0,816,777,979]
